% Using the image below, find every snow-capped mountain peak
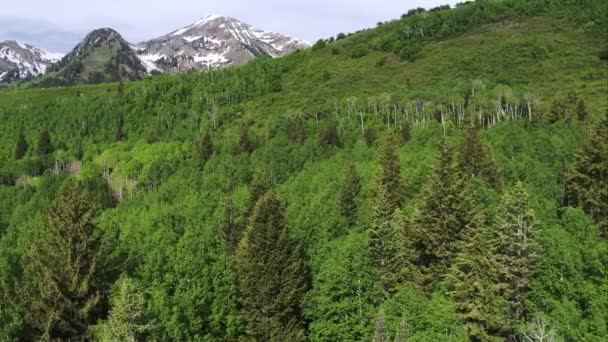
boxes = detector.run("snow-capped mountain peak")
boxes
[0,40,63,84]
[135,15,310,72]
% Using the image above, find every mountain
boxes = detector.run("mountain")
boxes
[134,15,309,72]
[0,40,63,85]
[36,28,148,87]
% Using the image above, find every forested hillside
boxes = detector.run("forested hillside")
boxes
[0,0,607,341]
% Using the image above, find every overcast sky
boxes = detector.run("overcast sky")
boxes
[1,0,457,53]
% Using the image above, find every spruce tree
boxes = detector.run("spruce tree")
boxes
[318,121,341,147]
[248,172,271,215]
[231,126,255,155]
[194,130,214,166]
[36,130,53,156]
[564,119,608,237]
[494,182,539,335]
[448,206,501,341]
[368,184,402,294]
[15,130,28,160]
[339,162,361,226]
[114,117,125,142]
[235,192,308,341]
[378,134,405,210]
[25,183,117,340]
[457,127,501,189]
[576,99,588,121]
[411,140,469,288]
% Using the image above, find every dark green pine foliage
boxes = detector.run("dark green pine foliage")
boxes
[36,130,53,156]
[14,131,28,160]
[457,128,501,189]
[220,195,242,253]
[114,117,125,142]
[378,134,405,210]
[286,115,307,143]
[449,206,502,341]
[412,141,469,288]
[493,182,539,336]
[25,183,116,340]
[564,118,608,237]
[369,185,403,294]
[576,99,588,121]
[248,173,272,215]
[235,192,308,341]
[318,121,341,147]
[193,130,214,166]
[339,162,362,226]
[231,126,255,155]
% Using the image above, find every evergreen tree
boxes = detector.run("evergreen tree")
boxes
[115,117,125,142]
[369,185,403,294]
[411,141,469,288]
[287,115,307,143]
[564,119,608,237]
[96,276,154,342]
[448,206,502,341]
[231,126,255,155]
[235,192,308,341]
[365,126,377,146]
[248,172,272,215]
[36,130,53,156]
[576,99,588,121]
[457,127,501,189]
[378,134,405,210]
[25,183,117,340]
[220,195,242,252]
[194,130,214,166]
[318,121,341,147]
[494,182,540,335]
[14,130,28,160]
[339,162,362,226]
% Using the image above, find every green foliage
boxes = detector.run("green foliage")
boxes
[36,130,53,156]
[457,127,502,189]
[95,276,155,342]
[24,182,118,340]
[338,161,361,226]
[235,192,308,340]
[14,131,28,160]
[564,118,608,237]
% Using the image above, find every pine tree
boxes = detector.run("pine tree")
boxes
[115,117,125,142]
[411,141,470,288]
[373,309,389,342]
[36,130,53,156]
[365,126,376,146]
[220,195,242,252]
[576,99,588,121]
[494,182,539,335]
[448,206,502,341]
[564,119,608,237]
[96,276,154,342]
[457,128,501,189]
[248,172,272,215]
[235,192,308,341]
[339,162,362,226]
[193,130,214,166]
[14,130,28,160]
[378,134,405,210]
[368,184,405,294]
[25,183,117,340]
[231,126,255,155]
[318,121,341,147]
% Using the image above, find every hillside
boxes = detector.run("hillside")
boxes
[0,40,62,85]
[0,0,607,341]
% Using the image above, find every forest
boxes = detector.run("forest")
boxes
[0,0,607,341]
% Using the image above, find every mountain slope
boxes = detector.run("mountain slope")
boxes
[35,28,148,87]
[0,41,63,85]
[135,15,309,72]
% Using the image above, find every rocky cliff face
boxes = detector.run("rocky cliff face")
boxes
[0,40,63,84]
[134,15,309,72]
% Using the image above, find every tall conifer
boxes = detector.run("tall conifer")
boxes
[235,192,307,341]
[15,130,28,160]
[339,162,362,226]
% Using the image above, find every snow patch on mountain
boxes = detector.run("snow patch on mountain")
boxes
[0,40,63,84]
